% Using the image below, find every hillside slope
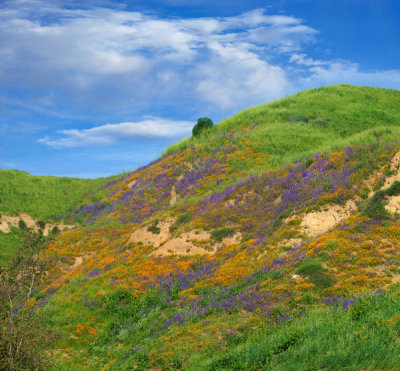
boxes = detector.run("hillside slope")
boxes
[0,169,111,220]
[0,170,113,263]
[17,85,400,369]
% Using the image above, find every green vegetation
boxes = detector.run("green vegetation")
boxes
[0,231,57,369]
[2,84,400,370]
[176,212,193,225]
[164,85,400,171]
[0,229,22,264]
[0,169,113,264]
[363,181,400,219]
[192,117,214,137]
[211,227,235,242]
[147,219,160,234]
[295,259,334,289]
[194,286,400,370]
[0,169,110,220]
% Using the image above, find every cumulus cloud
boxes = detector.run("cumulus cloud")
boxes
[0,3,316,112]
[39,118,193,148]
[195,42,288,108]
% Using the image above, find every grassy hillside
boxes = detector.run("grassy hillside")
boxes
[164,84,400,169]
[0,170,116,264]
[0,227,21,263]
[0,169,111,220]
[4,85,400,370]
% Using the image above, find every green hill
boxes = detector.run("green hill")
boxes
[165,84,400,170]
[0,169,111,220]
[0,170,114,263]
[2,85,400,370]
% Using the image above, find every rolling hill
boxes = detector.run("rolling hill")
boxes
[3,84,400,370]
[0,170,114,263]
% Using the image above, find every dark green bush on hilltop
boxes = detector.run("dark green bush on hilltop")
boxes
[192,117,214,137]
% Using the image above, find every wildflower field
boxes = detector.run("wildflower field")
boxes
[3,85,400,370]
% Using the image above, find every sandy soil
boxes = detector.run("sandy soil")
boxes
[300,200,357,237]
[0,212,74,235]
[0,219,10,233]
[127,179,137,188]
[383,150,400,189]
[278,238,303,249]
[128,219,174,247]
[170,174,184,206]
[385,195,400,214]
[150,237,214,257]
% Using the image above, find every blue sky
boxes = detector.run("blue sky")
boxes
[0,0,399,178]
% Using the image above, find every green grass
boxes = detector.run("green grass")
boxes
[0,227,22,264]
[163,85,400,171]
[211,227,236,242]
[0,169,111,220]
[0,170,115,263]
[191,286,400,370]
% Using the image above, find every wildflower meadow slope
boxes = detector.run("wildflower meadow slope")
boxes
[23,84,400,369]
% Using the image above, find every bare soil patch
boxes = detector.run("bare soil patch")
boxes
[128,219,174,247]
[0,213,74,235]
[300,200,356,237]
[385,195,400,214]
[150,237,214,257]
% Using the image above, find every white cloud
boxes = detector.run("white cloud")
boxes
[298,60,400,89]
[195,42,287,108]
[289,53,329,67]
[38,118,193,148]
[0,3,316,111]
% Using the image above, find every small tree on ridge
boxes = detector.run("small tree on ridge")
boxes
[192,117,214,137]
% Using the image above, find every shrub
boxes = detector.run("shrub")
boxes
[147,219,160,234]
[314,118,326,126]
[169,212,192,233]
[295,259,334,289]
[192,117,214,137]
[386,181,400,197]
[362,182,400,219]
[18,219,27,230]
[0,231,57,369]
[36,220,46,230]
[305,157,315,168]
[176,212,192,225]
[295,260,324,276]
[288,114,308,123]
[211,227,235,242]
[51,226,60,235]
[362,190,389,219]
